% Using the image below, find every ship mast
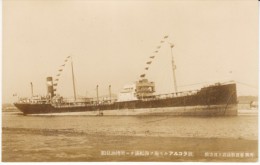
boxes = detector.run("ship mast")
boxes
[169,43,178,93]
[70,57,77,101]
[30,82,34,97]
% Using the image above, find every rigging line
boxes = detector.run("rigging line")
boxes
[178,80,235,88]
[54,58,68,89]
[178,82,209,87]
[140,35,168,78]
[235,81,258,89]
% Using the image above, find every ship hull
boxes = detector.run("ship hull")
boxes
[16,104,237,116]
[14,83,238,116]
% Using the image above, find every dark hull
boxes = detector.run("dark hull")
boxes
[14,83,238,116]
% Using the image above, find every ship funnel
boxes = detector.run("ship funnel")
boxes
[46,77,54,98]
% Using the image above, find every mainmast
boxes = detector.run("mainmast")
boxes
[70,57,77,101]
[169,43,178,93]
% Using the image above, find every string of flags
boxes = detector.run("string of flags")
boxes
[53,56,71,94]
[140,35,172,79]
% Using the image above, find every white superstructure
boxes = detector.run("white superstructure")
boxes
[117,79,155,102]
[117,83,138,102]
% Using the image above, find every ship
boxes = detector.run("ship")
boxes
[14,37,238,116]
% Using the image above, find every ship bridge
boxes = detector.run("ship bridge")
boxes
[117,79,155,102]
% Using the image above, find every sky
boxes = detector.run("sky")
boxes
[2,0,259,103]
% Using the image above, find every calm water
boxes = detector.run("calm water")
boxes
[2,110,258,162]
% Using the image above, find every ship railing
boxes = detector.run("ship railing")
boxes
[141,89,200,101]
[16,98,49,104]
[51,100,117,108]
[52,103,90,108]
[61,97,117,103]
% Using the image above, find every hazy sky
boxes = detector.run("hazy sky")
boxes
[3,0,258,103]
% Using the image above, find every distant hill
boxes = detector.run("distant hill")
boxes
[2,103,17,111]
[238,96,258,104]
[2,103,14,108]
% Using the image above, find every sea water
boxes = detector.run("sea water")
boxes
[2,109,258,162]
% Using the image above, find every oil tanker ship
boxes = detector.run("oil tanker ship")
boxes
[14,37,238,116]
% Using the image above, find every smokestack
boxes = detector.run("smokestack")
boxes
[46,77,54,98]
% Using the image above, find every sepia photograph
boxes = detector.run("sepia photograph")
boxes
[1,0,258,162]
